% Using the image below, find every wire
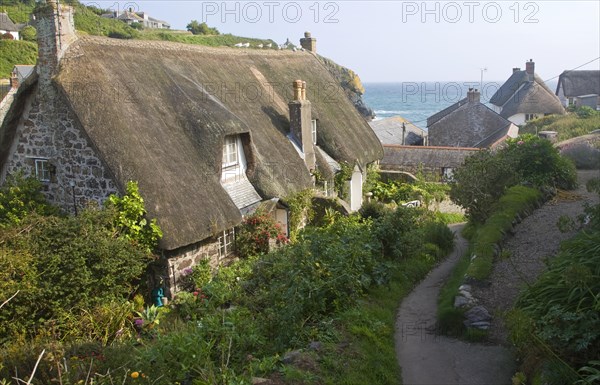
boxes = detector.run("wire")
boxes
[373,57,600,126]
[544,56,600,83]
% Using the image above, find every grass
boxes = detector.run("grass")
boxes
[0,40,38,79]
[435,211,466,224]
[137,29,276,48]
[2,3,35,24]
[318,255,438,385]
[521,112,600,142]
[467,186,542,280]
[437,249,470,336]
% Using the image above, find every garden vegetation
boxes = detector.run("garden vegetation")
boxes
[0,172,455,384]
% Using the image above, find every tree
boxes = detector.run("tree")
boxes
[20,25,37,41]
[186,20,219,35]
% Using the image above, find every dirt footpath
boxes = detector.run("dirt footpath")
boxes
[475,169,600,344]
[395,224,516,385]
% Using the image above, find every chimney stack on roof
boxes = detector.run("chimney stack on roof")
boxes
[467,88,480,103]
[525,59,535,81]
[513,67,521,73]
[10,68,19,89]
[300,31,316,53]
[289,80,316,172]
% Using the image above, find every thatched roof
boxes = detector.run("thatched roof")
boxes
[490,71,564,117]
[0,13,19,32]
[55,36,382,250]
[556,70,600,98]
[369,116,425,145]
[381,145,479,171]
[428,97,515,148]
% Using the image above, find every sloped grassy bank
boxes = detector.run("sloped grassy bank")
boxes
[505,176,600,385]
[438,134,577,337]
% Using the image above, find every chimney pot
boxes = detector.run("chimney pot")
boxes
[467,88,480,103]
[301,81,307,100]
[293,79,303,101]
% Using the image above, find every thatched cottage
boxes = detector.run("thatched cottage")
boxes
[555,70,600,110]
[490,60,565,125]
[0,1,382,292]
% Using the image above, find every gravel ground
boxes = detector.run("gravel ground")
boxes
[474,169,600,344]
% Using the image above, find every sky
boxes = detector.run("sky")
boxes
[87,0,600,82]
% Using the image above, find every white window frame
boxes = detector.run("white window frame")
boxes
[311,119,317,145]
[35,159,51,182]
[218,228,235,259]
[222,136,239,169]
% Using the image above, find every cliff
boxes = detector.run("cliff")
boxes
[317,55,375,121]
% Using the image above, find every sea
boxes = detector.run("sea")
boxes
[363,80,558,130]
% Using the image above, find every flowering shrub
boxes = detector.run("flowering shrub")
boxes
[235,209,288,258]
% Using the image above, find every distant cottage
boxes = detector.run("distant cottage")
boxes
[555,70,600,110]
[101,9,170,29]
[427,88,518,148]
[0,1,382,294]
[369,116,426,146]
[490,59,565,125]
[0,12,20,39]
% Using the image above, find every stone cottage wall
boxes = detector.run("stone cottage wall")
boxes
[164,237,223,294]
[3,89,117,212]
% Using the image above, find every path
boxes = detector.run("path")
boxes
[476,169,600,344]
[395,223,516,385]
[395,170,599,384]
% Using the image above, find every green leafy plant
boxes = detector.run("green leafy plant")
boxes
[107,181,162,253]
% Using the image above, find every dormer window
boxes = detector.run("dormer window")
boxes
[222,136,239,168]
[221,134,251,184]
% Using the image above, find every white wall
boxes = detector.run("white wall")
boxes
[0,29,19,40]
[349,165,363,212]
[507,113,527,126]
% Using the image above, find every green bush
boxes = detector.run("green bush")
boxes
[451,135,577,224]
[0,173,59,227]
[20,25,37,41]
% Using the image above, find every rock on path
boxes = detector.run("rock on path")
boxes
[395,224,515,385]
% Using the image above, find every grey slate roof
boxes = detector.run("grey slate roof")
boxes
[490,70,564,117]
[381,145,479,172]
[556,70,600,98]
[13,65,35,82]
[427,98,468,127]
[370,116,426,145]
[222,177,262,211]
[427,98,514,148]
[0,13,19,32]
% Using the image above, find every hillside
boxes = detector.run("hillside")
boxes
[520,108,600,141]
[0,40,37,78]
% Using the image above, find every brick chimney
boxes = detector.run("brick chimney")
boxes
[300,32,316,53]
[10,68,19,89]
[512,67,521,73]
[467,88,480,103]
[34,0,76,97]
[525,59,535,81]
[289,80,316,171]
